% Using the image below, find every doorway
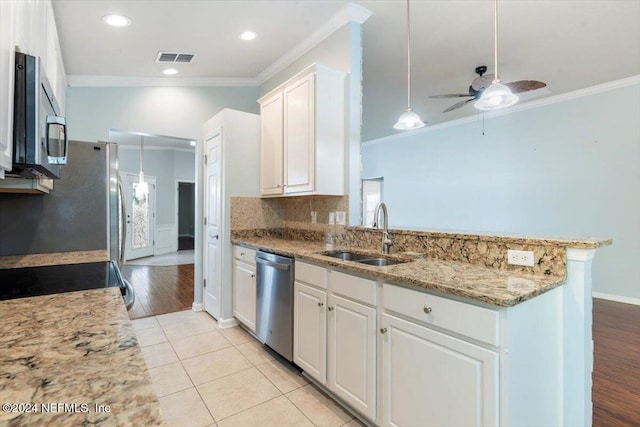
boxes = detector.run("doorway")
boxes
[122,171,157,261]
[177,181,195,250]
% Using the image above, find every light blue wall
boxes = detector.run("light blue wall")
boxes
[119,148,195,225]
[362,83,640,300]
[65,86,260,142]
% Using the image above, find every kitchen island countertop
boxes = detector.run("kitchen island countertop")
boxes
[233,236,568,307]
[0,287,164,426]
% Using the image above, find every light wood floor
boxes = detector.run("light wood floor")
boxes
[123,266,640,426]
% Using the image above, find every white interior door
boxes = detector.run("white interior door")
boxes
[204,132,222,319]
[123,172,156,261]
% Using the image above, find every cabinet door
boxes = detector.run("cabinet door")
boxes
[283,72,315,194]
[0,0,16,177]
[328,294,377,421]
[381,314,498,427]
[233,260,256,332]
[294,281,326,384]
[259,91,283,196]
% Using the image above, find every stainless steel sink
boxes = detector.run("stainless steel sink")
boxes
[357,258,406,267]
[319,251,409,267]
[321,251,374,261]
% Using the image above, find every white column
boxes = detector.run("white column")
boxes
[563,247,596,427]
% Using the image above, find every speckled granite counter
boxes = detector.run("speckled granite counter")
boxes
[233,236,567,307]
[0,288,164,426]
[0,250,109,269]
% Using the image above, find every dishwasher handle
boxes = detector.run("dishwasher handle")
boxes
[256,257,291,271]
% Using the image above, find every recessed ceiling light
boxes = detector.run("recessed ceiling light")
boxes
[162,68,178,76]
[240,31,257,41]
[102,14,131,27]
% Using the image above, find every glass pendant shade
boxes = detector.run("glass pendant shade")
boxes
[135,170,149,199]
[474,81,519,111]
[394,108,426,130]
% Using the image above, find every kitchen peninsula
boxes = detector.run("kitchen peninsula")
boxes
[230,199,611,427]
[0,287,164,426]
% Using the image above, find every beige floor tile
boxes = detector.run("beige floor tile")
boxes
[159,388,214,427]
[287,384,353,427]
[219,326,254,346]
[162,317,219,341]
[182,347,252,385]
[157,310,214,326]
[148,361,193,397]
[170,330,232,360]
[342,418,367,427]
[140,342,179,369]
[136,326,168,347]
[256,359,309,393]
[197,367,281,421]
[217,395,313,427]
[235,341,275,365]
[131,316,160,331]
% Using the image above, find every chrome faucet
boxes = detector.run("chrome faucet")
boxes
[373,202,393,254]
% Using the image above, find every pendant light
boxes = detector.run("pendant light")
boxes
[394,0,426,130]
[474,0,519,111]
[135,136,149,199]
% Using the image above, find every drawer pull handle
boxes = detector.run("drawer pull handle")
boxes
[423,305,433,314]
[318,302,324,307]
[328,306,334,311]
[380,327,388,334]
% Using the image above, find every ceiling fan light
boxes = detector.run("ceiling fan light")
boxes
[474,82,519,111]
[394,108,426,130]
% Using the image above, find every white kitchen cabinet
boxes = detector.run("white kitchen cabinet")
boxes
[0,0,16,178]
[258,63,346,197]
[294,281,327,383]
[232,245,257,332]
[380,313,498,427]
[259,91,283,196]
[328,293,377,421]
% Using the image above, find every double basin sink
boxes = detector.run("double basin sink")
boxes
[319,251,409,267]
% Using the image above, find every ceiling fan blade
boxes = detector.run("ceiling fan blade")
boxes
[505,80,547,94]
[429,94,472,98]
[443,98,475,113]
[471,73,495,90]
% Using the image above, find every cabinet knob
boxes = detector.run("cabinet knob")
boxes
[250,273,255,278]
[380,327,388,334]
[240,252,245,256]
[423,305,433,314]
[328,306,334,311]
[317,302,324,307]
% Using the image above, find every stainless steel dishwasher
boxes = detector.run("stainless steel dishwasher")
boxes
[255,250,294,361]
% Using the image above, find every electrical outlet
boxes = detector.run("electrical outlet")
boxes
[507,249,535,267]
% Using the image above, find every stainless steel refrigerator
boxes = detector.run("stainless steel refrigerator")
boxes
[0,140,125,266]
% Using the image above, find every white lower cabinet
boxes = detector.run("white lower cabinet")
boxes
[328,293,377,420]
[380,313,498,427]
[232,245,257,332]
[294,281,327,383]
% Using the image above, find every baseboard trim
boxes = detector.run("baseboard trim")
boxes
[191,302,203,312]
[217,317,239,329]
[593,292,640,306]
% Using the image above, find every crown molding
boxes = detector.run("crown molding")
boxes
[363,75,640,147]
[67,75,259,87]
[256,3,372,84]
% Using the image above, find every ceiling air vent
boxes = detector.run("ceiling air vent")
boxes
[155,52,196,64]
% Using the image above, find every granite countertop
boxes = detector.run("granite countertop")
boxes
[0,288,164,426]
[232,236,566,307]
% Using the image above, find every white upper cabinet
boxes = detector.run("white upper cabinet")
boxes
[0,0,16,178]
[258,64,346,197]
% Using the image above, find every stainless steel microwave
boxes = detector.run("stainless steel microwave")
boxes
[12,52,67,179]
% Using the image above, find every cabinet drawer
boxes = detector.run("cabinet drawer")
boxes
[330,270,376,306]
[234,246,256,265]
[296,261,327,289]
[383,283,499,346]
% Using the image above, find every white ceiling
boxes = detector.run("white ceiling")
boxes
[52,0,640,141]
[109,129,195,151]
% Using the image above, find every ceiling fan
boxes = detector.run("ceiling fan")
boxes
[430,66,546,113]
